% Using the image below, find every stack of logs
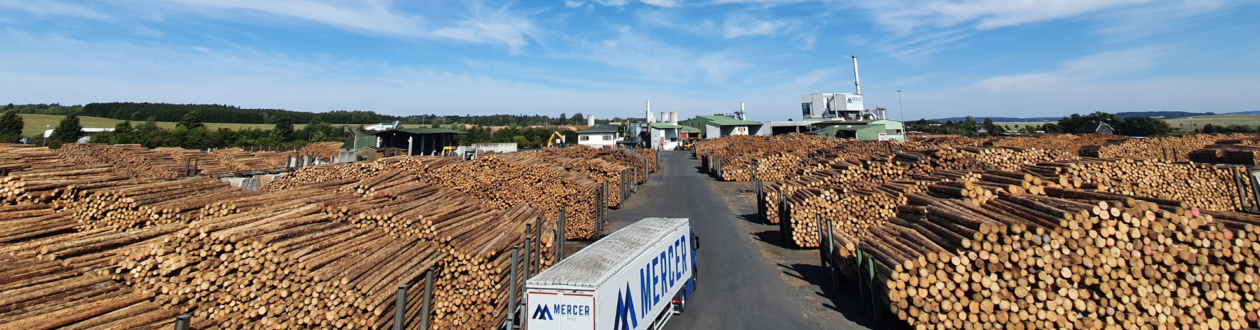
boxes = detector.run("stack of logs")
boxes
[59,177,239,231]
[299,142,345,162]
[499,153,630,208]
[1,165,139,205]
[1080,134,1250,162]
[843,179,1260,330]
[207,148,290,172]
[57,144,188,179]
[991,134,1126,155]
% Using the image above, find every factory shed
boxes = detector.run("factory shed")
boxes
[370,128,466,156]
[679,116,766,139]
[804,119,905,141]
[577,125,620,147]
[648,122,683,150]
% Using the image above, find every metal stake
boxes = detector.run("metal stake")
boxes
[508,246,520,328]
[557,208,566,262]
[394,285,408,330]
[174,315,190,330]
[420,267,434,330]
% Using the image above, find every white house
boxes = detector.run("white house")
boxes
[44,128,114,144]
[648,122,682,150]
[576,125,620,147]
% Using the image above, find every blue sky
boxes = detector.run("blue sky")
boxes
[1,0,1257,122]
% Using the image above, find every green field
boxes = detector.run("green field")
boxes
[17,114,315,138]
[994,114,1260,132]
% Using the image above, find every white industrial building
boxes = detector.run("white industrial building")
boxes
[642,101,686,150]
[576,124,620,147]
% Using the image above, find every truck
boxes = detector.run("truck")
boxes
[525,218,699,330]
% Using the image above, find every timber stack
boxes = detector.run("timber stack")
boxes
[60,177,240,231]
[424,156,602,239]
[207,148,290,172]
[1080,134,1250,162]
[991,134,1125,155]
[298,142,345,162]
[1,165,138,205]
[500,153,630,207]
[58,144,187,179]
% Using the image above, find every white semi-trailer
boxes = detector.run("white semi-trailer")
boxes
[525,218,699,330]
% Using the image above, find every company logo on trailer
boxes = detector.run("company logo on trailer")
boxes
[532,305,553,320]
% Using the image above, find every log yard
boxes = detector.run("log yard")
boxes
[3,129,1260,330]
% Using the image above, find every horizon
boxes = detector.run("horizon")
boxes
[2,1,1258,122]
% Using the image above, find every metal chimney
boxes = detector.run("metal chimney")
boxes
[646,99,653,123]
[852,55,862,95]
[587,116,595,126]
[740,102,746,121]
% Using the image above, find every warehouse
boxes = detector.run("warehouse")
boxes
[801,119,905,141]
[370,128,466,156]
[679,115,766,139]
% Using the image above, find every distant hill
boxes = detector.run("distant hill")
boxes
[929,111,1260,123]
[927,116,1060,122]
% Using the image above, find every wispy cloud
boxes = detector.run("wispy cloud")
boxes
[722,13,788,38]
[433,4,538,54]
[156,0,427,36]
[564,27,749,83]
[0,0,111,20]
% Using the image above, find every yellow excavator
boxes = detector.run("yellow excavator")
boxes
[441,146,459,157]
[546,131,566,148]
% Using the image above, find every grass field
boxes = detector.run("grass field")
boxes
[17,114,317,138]
[994,114,1260,132]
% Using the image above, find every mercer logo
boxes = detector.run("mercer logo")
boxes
[532,305,553,321]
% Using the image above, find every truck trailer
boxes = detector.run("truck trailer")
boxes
[525,217,699,330]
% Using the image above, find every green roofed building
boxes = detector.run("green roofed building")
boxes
[370,128,467,156]
[678,115,766,139]
[802,119,905,141]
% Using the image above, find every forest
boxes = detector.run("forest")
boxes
[2,103,603,126]
[905,111,1180,137]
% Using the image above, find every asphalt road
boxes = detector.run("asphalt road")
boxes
[596,151,877,330]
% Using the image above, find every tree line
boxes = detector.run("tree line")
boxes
[2,103,602,127]
[905,111,1177,137]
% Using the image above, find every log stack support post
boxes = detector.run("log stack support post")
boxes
[174,314,190,330]
[506,245,521,330]
[534,217,542,272]
[420,267,434,330]
[557,208,566,261]
[394,285,409,330]
[817,214,829,286]
[1251,167,1260,212]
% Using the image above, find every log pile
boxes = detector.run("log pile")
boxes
[299,142,345,162]
[1080,134,1250,162]
[499,153,630,207]
[632,148,658,173]
[542,146,650,184]
[696,134,854,181]
[154,147,234,176]
[1028,159,1256,212]
[59,177,239,231]
[0,204,76,244]
[2,165,139,205]
[262,156,457,192]
[0,146,73,173]
[57,144,188,179]
[991,134,1125,155]
[850,183,1260,330]
[207,148,290,172]
[424,156,602,239]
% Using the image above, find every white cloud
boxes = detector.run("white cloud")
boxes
[564,28,749,83]
[722,14,787,38]
[564,0,586,8]
[640,0,681,7]
[0,0,111,20]
[852,0,1153,35]
[433,4,538,54]
[0,28,719,118]
[155,0,427,36]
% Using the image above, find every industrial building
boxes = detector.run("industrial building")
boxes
[576,125,620,147]
[762,55,904,141]
[370,128,465,156]
[801,119,905,141]
[680,116,766,139]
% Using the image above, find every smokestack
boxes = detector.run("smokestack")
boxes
[671,112,678,124]
[646,99,653,123]
[740,102,746,121]
[587,116,595,126]
[852,55,862,95]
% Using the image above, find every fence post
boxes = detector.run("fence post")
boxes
[869,253,881,321]
[826,219,836,288]
[174,314,190,330]
[508,245,520,329]
[557,208,566,262]
[394,285,408,330]
[420,267,434,330]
